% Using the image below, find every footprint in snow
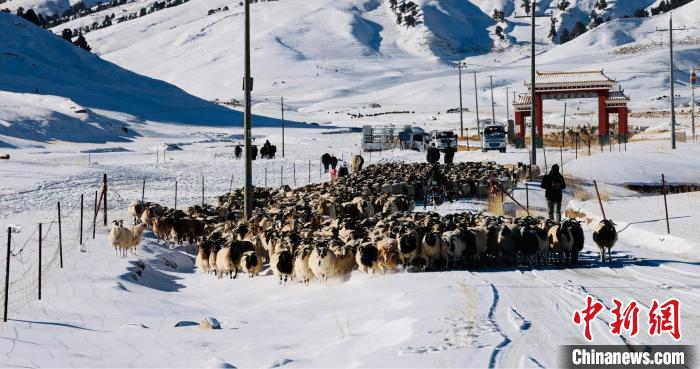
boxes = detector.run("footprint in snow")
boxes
[204,358,237,368]
[269,358,294,368]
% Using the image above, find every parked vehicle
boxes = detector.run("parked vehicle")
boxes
[430,130,458,151]
[481,124,507,153]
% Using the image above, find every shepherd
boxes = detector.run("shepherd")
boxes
[426,143,440,165]
[540,164,566,223]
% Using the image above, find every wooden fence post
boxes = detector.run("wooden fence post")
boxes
[80,194,83,246]
[4,226,10,322]
[38,223,42,300]
[174,180,178,210]
[280,165,284,186]
[525,182,530,213]
[57,202,63,268]
[593,180,607,220]
[265,168,268,187]
[662,174,670,234]
[102,174,107,226]
[92,190,97,239]
[201,176,205,205]
[293,162,297,187]
[141,179,145,202]
[229,175,234,194]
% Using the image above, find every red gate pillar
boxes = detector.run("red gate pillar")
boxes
[597,92,609,145]
[618,106,628,138]
[514,111,526,148]
[535,93,544,147]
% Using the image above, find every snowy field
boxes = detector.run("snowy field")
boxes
[1,0,700,367]
[2,122,700,368]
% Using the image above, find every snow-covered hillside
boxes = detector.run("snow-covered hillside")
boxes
[20,0,693,126]
[0,12,302,148]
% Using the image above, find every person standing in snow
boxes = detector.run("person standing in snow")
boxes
[443,145,455,164]
[540,164,566,222]
[426,143,440,165]
[338,162,349,177]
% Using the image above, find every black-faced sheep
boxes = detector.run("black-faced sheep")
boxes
[592,219,617,262]
[293,246,314,285]
[309,245,337,283]
[356,243,380,273]
[240,251,263,277]
[271,248,294,284]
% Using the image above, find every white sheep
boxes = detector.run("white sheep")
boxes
[420,230,444,270]
[215,247,239,279]
[333,245,356,278]
[108,223,147,257]
[309,246,337,283]
[293,247,314,285]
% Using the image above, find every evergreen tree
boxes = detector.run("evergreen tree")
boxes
[571,21,586,38]
[559,28,570,43]
[597,0,607,10]
[549,17,557,40]
[495,25,505,40]
[73,35,92,51]
[521,0,531,15]
[61,28,73,41]
[21,8,44,26]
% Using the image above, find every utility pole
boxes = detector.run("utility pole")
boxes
[506,86,510,123]
[656,13,689,150]
[515,3,552,165]
[242,0,253,219]
[489,75,496,124]
[281,96,285,158]
[691,67,696,142]
[457,62,465,137]
[473,72,480,134]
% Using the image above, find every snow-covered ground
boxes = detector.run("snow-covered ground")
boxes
[2,121,700,367]
[1,0,700,367]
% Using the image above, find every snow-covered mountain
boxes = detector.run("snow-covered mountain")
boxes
[26,0,694,113]
[1,0,699,147]
[0,12,298,148]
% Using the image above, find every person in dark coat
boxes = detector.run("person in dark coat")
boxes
[251,145,258,161]
[443,146,455,164]
[338,162,349,177]
[540,164,566,222]
[426,144,440,164]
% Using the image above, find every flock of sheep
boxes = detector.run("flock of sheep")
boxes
[111,161,619,285]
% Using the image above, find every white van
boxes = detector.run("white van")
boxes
[481,124,507,152]
[430,130,458,151]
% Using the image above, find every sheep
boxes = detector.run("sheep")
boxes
[356,243,380,273]
[140,205,161,226]
[240,251,263,277]
[108,222,148,257]
[309,246,337,283]
[592,219,618,262]
[464,227,488,267]
[547,224,575,265]
[396,229,420,267]
[208,240,222,275]
[375,237,399,272]
[351,154,364,172]
[562,219,585,264]
[293,247,314,285]
[496,223,517,265]
[352,196,375,218]
[215,246,239,279]
[420,230,443,270]
[442,229,466,269]
[196,240,212,273]
[271,248,294,284]
[150,217,173,241]
[128,200,146,224]
[333,245,356,278]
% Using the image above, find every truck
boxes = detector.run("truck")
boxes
[430,130,458,151]
[480,123,507,153]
